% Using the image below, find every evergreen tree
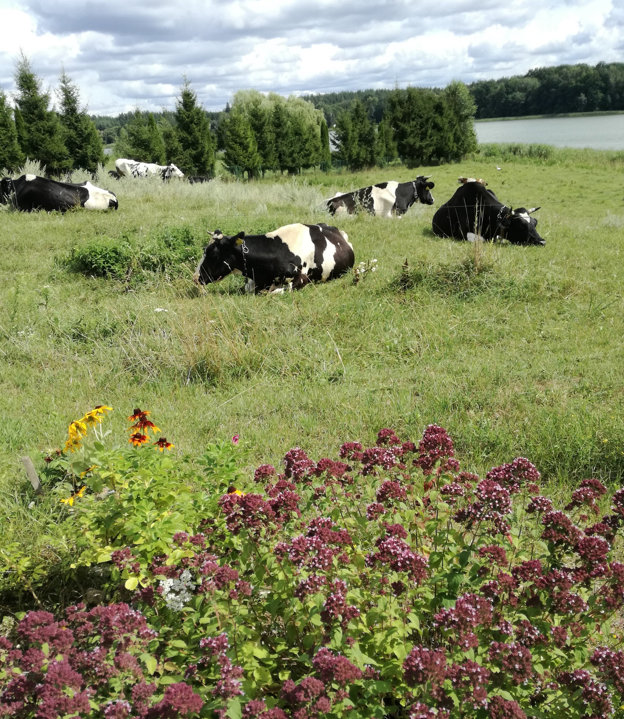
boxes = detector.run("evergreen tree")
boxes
[174,79,215,175]
[14,54,70,175]
[161,119,184,168]
[375,115,398,166]
[116,110,166,163]
[443,81,478,160]
[222,109,261,179]
[335,100,377,170]
[0,91,24,171]
[57,72,104,173]
[272,100,293,175]
[247,95,276,176]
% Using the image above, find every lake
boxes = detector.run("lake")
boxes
[475,114,624,150]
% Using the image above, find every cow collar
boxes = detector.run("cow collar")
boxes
[240,237,250,277]
[495,205,512,238]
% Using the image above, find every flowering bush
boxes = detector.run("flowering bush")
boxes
[2,420,624,718]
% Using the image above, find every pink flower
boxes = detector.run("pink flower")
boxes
[232,434,240,445]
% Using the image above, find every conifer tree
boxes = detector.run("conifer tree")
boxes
[14,54,70,175]
[335,100,377,170]
[0,91,24,171]
[222,109,261,179]
[272,100,293,175]
[57,72,104,173]
[116,110,166,163]
[174,79,215,175]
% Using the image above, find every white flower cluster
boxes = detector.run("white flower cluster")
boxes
[160,569,195,611]
[353,258,378,283]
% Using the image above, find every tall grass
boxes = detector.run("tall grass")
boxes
[1,150,623,509]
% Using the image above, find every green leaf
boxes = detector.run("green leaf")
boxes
[141,653,158,675]
[124,576,139,590]
[226,696,242,719]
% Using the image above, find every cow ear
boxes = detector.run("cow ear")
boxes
[234,231,245,246]
[427,181,435,189]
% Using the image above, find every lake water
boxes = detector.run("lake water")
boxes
[475,114,624,150]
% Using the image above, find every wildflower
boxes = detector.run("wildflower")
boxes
[232,433,240,444]
[129,432,149,447]
[312,647,363,684]
[486,457,540,494]
[127,407,160,434]
[415,423,456,475]
[60,485,86,506]
[83,405,113,426]
[153,436,174,451]
[403,645,448,686]
[159,570,195,611]
[488,695,527,719]
[149,682,204,716]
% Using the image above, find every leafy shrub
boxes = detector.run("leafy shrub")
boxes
[61,225,203,281]
[65,235,134,278]
[1,413,624,718]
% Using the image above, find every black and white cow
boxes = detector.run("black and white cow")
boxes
[431,179,544,246]
[187,175,212,184]
[115,158,184,180]
[0,174,118,212]
[326,176,435,218]
[194,222,355,293]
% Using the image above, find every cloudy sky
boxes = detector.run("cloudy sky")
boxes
[0,0,621,117]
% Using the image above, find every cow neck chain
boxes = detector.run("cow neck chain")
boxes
[495,205,511,238]
[241,238,250,276]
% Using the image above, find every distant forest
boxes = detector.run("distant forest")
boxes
[92,61,624,138]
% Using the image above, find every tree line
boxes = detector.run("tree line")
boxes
[11,56,617,178]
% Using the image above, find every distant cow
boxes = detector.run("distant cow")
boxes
[115,158,184,180]
[327,176,435,218]
[194,222,355,293]
[187,175,212,184]
[432,179,544,246]
[0,174,118,212]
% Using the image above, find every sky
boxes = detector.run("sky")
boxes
[0,0,622,117]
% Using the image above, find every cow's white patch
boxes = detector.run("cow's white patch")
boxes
[370,184,396,217]
[82,182,117,210]
[25,174,36,181]
[514,211,531,224]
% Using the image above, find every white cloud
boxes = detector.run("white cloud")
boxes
[0,0,619,115]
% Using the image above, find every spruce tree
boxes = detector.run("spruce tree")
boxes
[222,110,261,179]
[174,79,215,175]
[0,91,24,171]
[272,100,293,175]
[14,54,70,175]
[57,72,104,173]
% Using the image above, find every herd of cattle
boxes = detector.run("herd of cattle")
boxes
[0,159,545,293]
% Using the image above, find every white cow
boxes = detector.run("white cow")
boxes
[115,158,184,180]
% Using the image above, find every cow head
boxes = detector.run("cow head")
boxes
[0,177,15,205]
[499,206,545,246]
[414,176,435,205]
[163,164,184,180]
[193,230,243,284]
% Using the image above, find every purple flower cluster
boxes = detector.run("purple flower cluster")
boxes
[276,517,352,572]
[219,492,277,535]
[320,579,360,629]
[486,457,540,494]
[0,603,207,718]
[312,647,362,684]
[434,593,493,649]
[488,642,533,684]
[447,660,490,709]
[566,478,607,514]
[414,424,457,476]
[199,632,244,699]
[366,531,428,584]
[403,645,447,686]
[281,676,330,718]
[541,511,583,547]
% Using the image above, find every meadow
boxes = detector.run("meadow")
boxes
[1,146,624,718]
[2,147,623,491]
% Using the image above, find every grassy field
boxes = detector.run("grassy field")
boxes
[1,146,623,508]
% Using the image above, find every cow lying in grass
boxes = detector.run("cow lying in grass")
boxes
[194,223,355,293]
[0,174,118,212]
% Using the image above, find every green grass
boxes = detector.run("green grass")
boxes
[1,147,623,508]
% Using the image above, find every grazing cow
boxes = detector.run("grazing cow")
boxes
[326,176,435,218]
[431,179,544,246]
[0,174,118,212]
[114,158,184,180]
[187,175,212,184]
[194,222,355,293]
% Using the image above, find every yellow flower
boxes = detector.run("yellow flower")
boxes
[60,485,87,506]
